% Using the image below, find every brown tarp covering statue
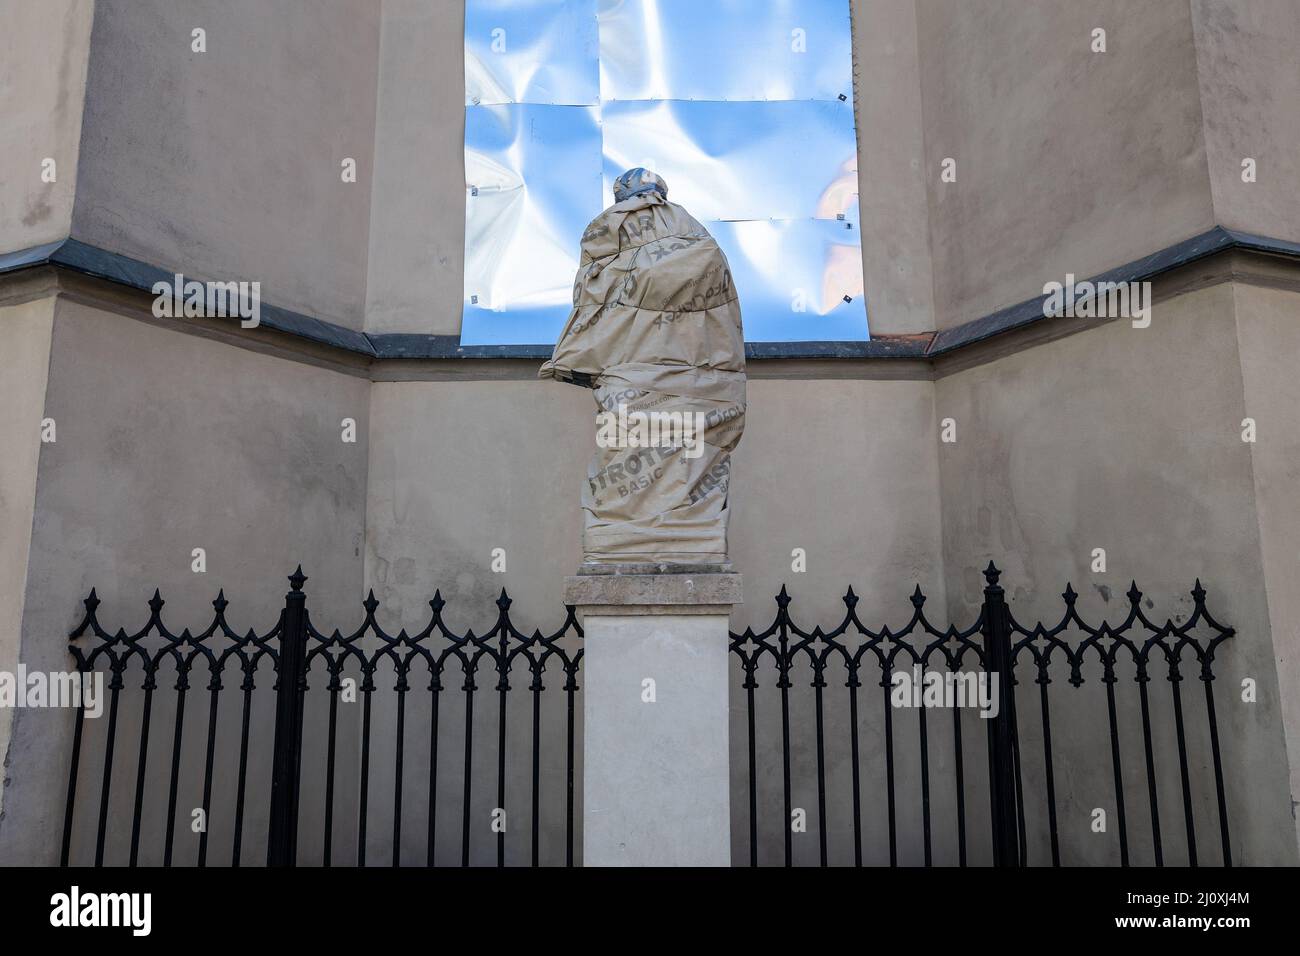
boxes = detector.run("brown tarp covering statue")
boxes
[540,169,746,566]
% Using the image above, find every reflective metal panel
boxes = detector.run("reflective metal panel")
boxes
[461,0,869,345]
[708,219,866,342]
[463,104,603,343]
[466,0,599,106]
[600,99,858,222]
[597,0,853,102]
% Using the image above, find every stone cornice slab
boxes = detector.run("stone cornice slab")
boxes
[2,227,1297,367]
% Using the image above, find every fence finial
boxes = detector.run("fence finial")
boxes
[982,561,1001,586]
[288,566,307,592]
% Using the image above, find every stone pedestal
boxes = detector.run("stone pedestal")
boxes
[565,571,741,866]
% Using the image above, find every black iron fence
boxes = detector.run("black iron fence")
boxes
[61,563,1235,867]
[731,563,1236,867]
[61,568,583,867]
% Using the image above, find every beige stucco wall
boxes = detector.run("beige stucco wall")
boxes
[915,0,1216,330]
[0,295,57,825]
[1192,0,1300,245]
[934,282,1298,864]
[848,0,935,336]
[364,0,466,335]
[0,0,93,253]
[69,0,381,329]
[1233,282,1300,853]
[0,297,370,865]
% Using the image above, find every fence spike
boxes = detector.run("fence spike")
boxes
[983,560,1001,585]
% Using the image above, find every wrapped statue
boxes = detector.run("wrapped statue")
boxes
[540,168,746,568]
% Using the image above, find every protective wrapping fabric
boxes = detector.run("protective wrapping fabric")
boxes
[540,187,746,565]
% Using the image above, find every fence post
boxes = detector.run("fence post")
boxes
[268,566,309,867]
[981,562,1021,866]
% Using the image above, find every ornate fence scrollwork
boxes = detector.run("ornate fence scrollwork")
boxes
[63,562,1233,867]
[62,568,583,868]
[730,563,1235,867]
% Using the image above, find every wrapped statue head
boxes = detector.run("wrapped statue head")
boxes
[541,170,747,569]
[612,167,668,203]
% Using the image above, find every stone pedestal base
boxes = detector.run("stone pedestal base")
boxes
[565,572,740,867]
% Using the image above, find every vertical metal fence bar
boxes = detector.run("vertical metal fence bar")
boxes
[881,662,897,866]
[495,618,509,869]
[269,574,307,865]
[952,688,967,866]
[812,664,828,867]
[1010,678,1027,866]
[1102,665,1129,867]
[197,675,221,866]
[392,668,407,867]
[357,670,374,866]
[93,672,122,866]
[1036,674,1060,866]
[231,672,254,867]
[128,675,155,867]
[267,567,309,867]
[847,670,863,867]
[565,658,578,868]
[744,662,759,867]
[776,609,793,868]
[1202,676,1232,866]
[321,673,339,867]
[461,647,477,868]
[1168,658,1198,866]
[162,672,188,868]
[530,671,542,868]
[981,563,1020,867]
[60,660,90,866]
[1135,665,1163,866]
[427,668,442,867]
[918,674,932,867]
